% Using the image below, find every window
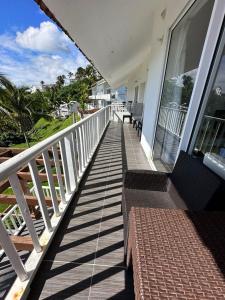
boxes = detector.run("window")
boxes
[191,27,225,179]
[153,0,214,171]
[134,86,139,103]
[139,82,146,103]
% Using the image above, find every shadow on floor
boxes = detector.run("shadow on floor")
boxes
[27,122,135,299]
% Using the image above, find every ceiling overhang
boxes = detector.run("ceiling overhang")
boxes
[35,0,158,88]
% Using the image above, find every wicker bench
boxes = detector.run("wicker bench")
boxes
[122,151,225,254]
[127,207,225,300]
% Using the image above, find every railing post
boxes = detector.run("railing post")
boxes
[76,127,84,175]
[79,126,85,172]
[64,134,76,192]
[97,114,100,141]
[9,174,42,253]
[42,150,61,217]
[95,115,98,147]
[104,108,107,128]
[28,159,53,232]
[52,145,66,204]
[0,219,28,281]
[86,120,90,158]
[82,124,88,166]
[71,131,79,190]
[59,139,71,194]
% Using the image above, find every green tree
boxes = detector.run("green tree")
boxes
[75,67,86,81]
[68,71,73,79]
[40,80,45,89]
[0,74,33,147]
[75,65,102,87]
[56,74,66,88]
[181,75,194,106]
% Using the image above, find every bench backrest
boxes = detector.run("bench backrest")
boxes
[170,151,225,210]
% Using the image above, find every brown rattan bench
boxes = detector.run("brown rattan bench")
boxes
[122,151,225,254]
[127,207,225,300]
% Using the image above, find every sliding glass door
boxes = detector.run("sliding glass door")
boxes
[153,0,214,171]
[190,25,225,178]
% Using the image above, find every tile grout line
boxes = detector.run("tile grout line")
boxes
[88,132,114,299]
[42,259,126,269]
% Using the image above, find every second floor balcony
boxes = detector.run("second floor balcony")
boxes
[0,105,151,299]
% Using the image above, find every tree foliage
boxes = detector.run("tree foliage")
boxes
[0,64,101,146]
[162,75,194,107]
[0,74,33,146]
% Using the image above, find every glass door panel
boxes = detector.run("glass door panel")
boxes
[192,32,225,178]
[153,0,214,171]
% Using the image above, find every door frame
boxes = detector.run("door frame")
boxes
[152,0,222,164]
[178,0,225,157]
[187,20,225,154]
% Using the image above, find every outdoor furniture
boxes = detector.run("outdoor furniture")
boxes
[127,207,225,300]
[113,110,132,123]
[122,151,225,253]
[132,116,141,129]
[131,103,143,126]
[123,113,132,124]
[137,119,142,138]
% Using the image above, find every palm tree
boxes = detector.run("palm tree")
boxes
[75,67,86,81]
[40,80,45,90]
[68,72,73,79]
[0,74,33,147]
[56,75,66,88]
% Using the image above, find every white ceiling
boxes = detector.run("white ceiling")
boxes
[43,0,158,87]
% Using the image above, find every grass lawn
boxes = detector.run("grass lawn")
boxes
[0,203,10,213]
[0,116,75,212]
[12,115,78,148]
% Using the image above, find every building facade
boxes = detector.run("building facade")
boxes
[35,0,225,179]
[90,79,127,102]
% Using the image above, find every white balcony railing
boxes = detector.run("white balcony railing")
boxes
[158,105,225,155]
[30,185,61,198]
[0,106,111,299]
[1,205,25,236]
[158,105,188,138]
[0,205,26,258]
[196,115,225,155]
[111,103,126,112]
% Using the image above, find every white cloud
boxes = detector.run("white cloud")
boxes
[0,51,88,87]
[0,34,22,53]
[16,21,71,53]
[0,21,89,87]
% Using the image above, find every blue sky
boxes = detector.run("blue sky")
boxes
[0,0,88,87]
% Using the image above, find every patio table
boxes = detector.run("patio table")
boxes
[127,207,225,299]
[114,111,132,123]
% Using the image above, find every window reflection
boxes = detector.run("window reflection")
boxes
[153,0,214,171]
[194,53,225,165]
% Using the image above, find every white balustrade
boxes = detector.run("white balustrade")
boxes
[158,106,225,157]
[196,115,225,154]
[1,205,25,235]
[111,103,126,113]
[0,204,26,258]
[0,106,111,291]
[158,106,188,138]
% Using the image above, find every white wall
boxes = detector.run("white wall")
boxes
[126,57,150,102]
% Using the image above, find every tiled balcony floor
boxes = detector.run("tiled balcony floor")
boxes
[123,123,151,171]
[0,121,151,299]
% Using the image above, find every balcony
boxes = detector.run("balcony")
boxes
[0,105,150,299]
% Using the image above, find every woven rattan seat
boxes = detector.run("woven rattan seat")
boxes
[122,151,225,254]
[127,207,225,300]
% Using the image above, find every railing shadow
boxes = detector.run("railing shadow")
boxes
[0,210,53,300]
[26,121,134,299]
